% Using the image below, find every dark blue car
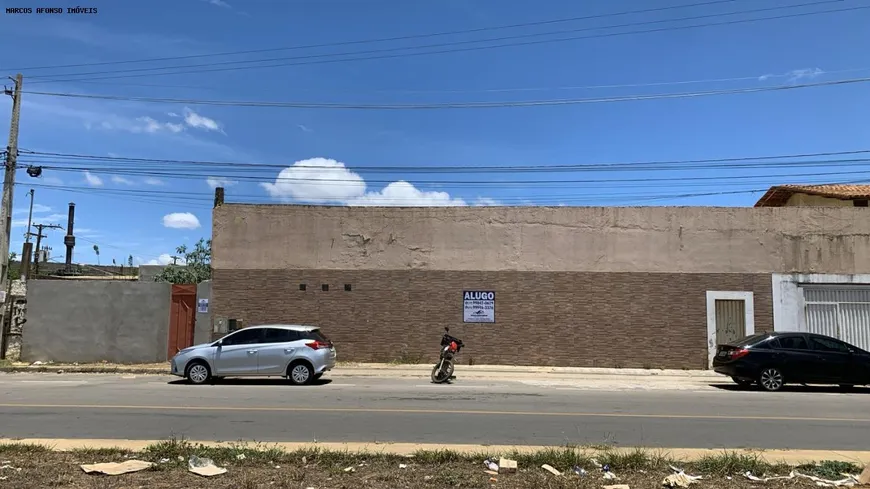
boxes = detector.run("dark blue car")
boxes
[712,332,870,391]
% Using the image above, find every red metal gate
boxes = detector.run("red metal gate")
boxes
[168,284,197,359]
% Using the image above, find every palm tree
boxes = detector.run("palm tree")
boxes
[93,244,100,265]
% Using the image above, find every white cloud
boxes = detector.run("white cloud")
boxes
[146,253,187,266]
[162,212,201,229]
[205,0,232,8]
[111,175,135,185]
[759,67,824,83]
[13,204,51,215]
[473,197,501,206]
[261,157,367,203]
[143,177,164,186]
[83,171,103,186]
[261,157,491,206]
[167,112,180,117]
[183,107,224,133]
[12,213,66,227]
[206,176,237,188]
[297,124,313,133]
[349,181,466,207]
[132,116,184,134]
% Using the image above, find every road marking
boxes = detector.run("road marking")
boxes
[18,381,86,385]
[412,384,495,389]
[0,403,868,423]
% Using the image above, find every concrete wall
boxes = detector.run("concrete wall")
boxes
[213,205,870,274]
[21,280,172,364]
[194,280,211,345]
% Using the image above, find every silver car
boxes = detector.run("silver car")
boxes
[170,325,336,385]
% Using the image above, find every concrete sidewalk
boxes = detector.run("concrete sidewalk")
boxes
[0,361,718,382]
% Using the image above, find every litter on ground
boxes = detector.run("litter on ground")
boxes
[542,464,561,476]
[80,460,153,476]
[188,455,227,477]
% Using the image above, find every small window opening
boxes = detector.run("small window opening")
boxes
[854,199,868,207]
[299,284,306,291]
[321,284,329,292]
[344,284,352,291]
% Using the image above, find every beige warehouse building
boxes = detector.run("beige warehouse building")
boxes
[210,186,870,370]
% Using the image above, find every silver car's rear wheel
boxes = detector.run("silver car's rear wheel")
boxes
[288,363,313,385]
[186,361,211,385]
[759,367,784,392]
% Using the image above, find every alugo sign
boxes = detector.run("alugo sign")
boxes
[463,290,495,323]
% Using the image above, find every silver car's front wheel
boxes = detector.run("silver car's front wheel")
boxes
[186,362,211,385]
[288,363,312,385]
[759,367,784,392]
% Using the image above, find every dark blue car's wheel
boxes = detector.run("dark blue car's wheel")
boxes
[759,367,784,392]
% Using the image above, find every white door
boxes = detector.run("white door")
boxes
[803,286,870,352]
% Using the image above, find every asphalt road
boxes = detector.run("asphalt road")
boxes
[0,373,868,450]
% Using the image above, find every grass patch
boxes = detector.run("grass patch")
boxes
[2,439,864,482]
[799,460,863,479]
[0,443,51,455]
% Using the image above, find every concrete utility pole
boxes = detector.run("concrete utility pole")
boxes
[24,189,34,244]
[63,202,75,273]
[0,74,23,349]
[0,74,23,294]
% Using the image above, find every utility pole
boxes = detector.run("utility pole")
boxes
[0,74,22,288]
[0,74,23,345]
[24,189,34,244]
[29,224,62,277]
[63,202,75,273]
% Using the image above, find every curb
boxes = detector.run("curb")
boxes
[0,364,719,379]
[2,438,868,464]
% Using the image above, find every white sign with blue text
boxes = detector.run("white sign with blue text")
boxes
[463,290,495,323]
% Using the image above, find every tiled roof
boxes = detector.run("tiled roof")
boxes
[754,184,870,207]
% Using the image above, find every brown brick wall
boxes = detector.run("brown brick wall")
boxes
[212,270,773,369]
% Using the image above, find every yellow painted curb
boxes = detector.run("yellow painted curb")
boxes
[2,439,869,465]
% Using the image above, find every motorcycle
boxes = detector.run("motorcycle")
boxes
[431,327,464,384]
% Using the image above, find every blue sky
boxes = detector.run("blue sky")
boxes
[1,0,869,265]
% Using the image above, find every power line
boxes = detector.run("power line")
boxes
[24,164,870,187]
[19,148,870,172]
[26,1,836,80]
[27,66,870,95]
[18,180,870,207]
[4,0,745,72]
[25,2,860,84]
[23,76,870,110]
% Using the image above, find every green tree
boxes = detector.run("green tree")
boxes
[127,255,134,268]
[154,238,211,284]
[7,252,20,280]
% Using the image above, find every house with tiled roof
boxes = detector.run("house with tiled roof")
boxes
[755,184,870,207]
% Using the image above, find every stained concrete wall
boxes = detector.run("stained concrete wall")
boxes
[21,280,172,363]
[194,280,211,345]
[213,205,870,273]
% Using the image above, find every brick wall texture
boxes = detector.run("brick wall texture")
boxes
[213,269,773,369]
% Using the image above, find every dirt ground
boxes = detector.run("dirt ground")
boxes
[0,451,840,489]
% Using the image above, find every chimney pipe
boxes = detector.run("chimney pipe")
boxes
[63,202,76,272]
